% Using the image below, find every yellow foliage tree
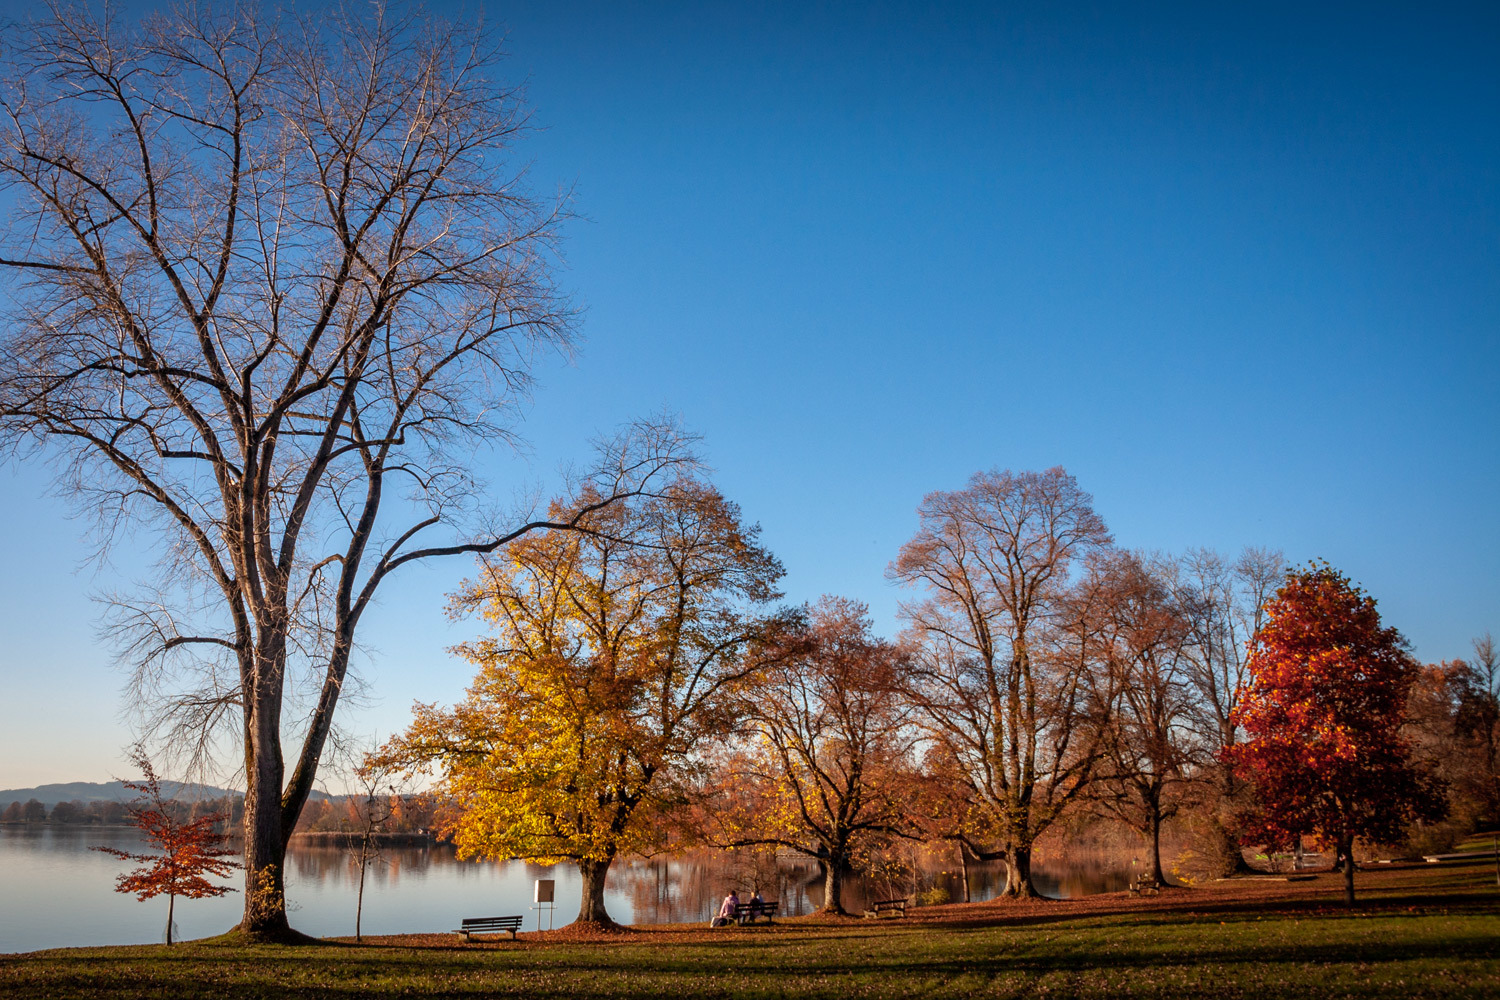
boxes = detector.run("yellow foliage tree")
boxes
[375,478,787,925]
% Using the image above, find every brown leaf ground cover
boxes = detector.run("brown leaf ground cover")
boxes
[367,859,1494,947]
[4,859,1497,999]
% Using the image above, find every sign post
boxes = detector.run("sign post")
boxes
[533,878,556,931]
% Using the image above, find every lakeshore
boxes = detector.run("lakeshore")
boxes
[4,858,1495,999]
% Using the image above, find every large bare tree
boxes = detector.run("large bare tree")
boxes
[0,3,683,940]
[891,467,1113,897]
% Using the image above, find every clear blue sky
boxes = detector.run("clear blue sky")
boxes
[0,1,1495,788]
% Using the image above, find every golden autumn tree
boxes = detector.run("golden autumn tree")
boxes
[713,597,922,914]
[374,477,788,926]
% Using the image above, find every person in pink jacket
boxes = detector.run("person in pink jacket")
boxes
[711,890,740,927]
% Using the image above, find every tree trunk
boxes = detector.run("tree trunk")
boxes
[1215,770,1256,874]
[239,674,294,941]
[1341,833,1356,907]
[576,856,617,926]
[356,846,368,942]
[957,842,971,904]
[166,892,175,945]
[1003,843,1040,898]
[1148,801,1166,884]
[821,856,846,915]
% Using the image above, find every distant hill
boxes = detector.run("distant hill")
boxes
[0,779,345,809]
[0,780,243,807]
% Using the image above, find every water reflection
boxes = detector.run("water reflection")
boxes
[620,854,824,924]
[1,826,1134,952]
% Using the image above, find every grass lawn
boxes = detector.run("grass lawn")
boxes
[3,859,1496,999]
[1453,831,1500,855]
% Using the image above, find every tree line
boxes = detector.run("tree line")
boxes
[371,464,1496,923]
[0,793,439,838]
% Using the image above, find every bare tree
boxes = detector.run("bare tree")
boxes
[891,467,1113,897]
[345,760,401,944]
[1457,633,1500,825]
[1089,552,1199,885]
[1175,547,1284,869]
[0,3,687,940]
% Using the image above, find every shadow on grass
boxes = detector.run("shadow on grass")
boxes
[5,866,1495,1000]
[920,883,1500,933]
[9,932,1498,1000]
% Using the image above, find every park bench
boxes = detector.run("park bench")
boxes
[455,915,524,941]
[863,898,907,919]
[732,900,779,925]
[1128,874,1160,897]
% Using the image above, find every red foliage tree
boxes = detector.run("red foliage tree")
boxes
[95,750,239,943]
[1226,565,1445,905]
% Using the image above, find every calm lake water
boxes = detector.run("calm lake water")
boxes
[0,826,1132,953]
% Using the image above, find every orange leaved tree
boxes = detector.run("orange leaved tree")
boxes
[1226,565,1445,905]
[95,750,239,943]
[714,597,922,915]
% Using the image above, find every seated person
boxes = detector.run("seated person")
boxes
[747,889,765,921]
[711,890,740,927]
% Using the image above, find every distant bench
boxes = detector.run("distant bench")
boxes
[732,900,779,925]
[1128,874,1160,897]
[863,898,907,919]
[455,915,524,941]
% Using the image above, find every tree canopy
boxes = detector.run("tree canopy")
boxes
[891,466,1113,897]
[714,596,922,914]
[1227,564,1446,904]
[373,477,788,925]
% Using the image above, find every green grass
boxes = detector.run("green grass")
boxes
[1453,830,1500,855]
[4,864,1498,999]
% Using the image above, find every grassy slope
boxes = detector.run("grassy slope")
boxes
[4,861,1496,999]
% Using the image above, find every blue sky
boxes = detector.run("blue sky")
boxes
[0,1,1495,787]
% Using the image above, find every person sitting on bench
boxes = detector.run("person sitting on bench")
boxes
[711,890,739,928]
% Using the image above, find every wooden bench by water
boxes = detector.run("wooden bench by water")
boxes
[731,900,779,925]
[455,915,524,941]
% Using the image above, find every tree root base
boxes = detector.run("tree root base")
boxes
[212,925,329,947]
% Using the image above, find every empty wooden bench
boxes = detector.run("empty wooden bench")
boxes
[455,915,524,941]
[732,900,779,925]
[1128,874,1160,897]
[863,898,907,919]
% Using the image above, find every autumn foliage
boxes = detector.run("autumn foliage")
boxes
[371,478,788,925]
[714,597,922,914]
[94,750,238,943]
[1226,565,1445,904]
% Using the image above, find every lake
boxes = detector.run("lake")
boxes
[0,826,1133,953]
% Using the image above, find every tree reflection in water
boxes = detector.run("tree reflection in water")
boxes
[277,840,1132,923]
[0,827,1146,953]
